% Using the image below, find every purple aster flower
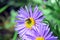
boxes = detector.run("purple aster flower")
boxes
[15,6,44,37]
[23,23,58,40]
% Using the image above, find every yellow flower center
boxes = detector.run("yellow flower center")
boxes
[35,37,44,40]
[25,18,35,29]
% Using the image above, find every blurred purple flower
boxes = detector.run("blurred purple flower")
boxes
[15,6,44,37]
[23,23,58,40]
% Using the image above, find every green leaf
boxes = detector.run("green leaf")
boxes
[33,0,43,4]
[0,5,9,13]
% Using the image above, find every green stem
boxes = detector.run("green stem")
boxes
[13,31,17,40]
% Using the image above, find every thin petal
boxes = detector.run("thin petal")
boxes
[18,7,28,18]
[17,14,26,19]
[16,15,25,20]
[25,6,30,18]
[22,35,33,40]
[32,26,39,36]
[44,28,50,37]
[18,28,27,37]
[15,20,24,24]
[26,30,36,38]
[35,16,45,22]
[33,11,42,19]
[35,11,43,19]
[29,5,33,17]
[46,36,57,40]
[33,6,38,18]
[15,24,25,31]
[45,32,53,39]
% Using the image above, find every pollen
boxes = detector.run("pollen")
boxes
[35,37,44,40]
[25,18,35,29]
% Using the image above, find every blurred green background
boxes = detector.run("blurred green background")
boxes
[0,0,60,40]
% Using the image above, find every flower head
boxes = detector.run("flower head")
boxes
[15,6,44,37]
[23,23,57,40]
